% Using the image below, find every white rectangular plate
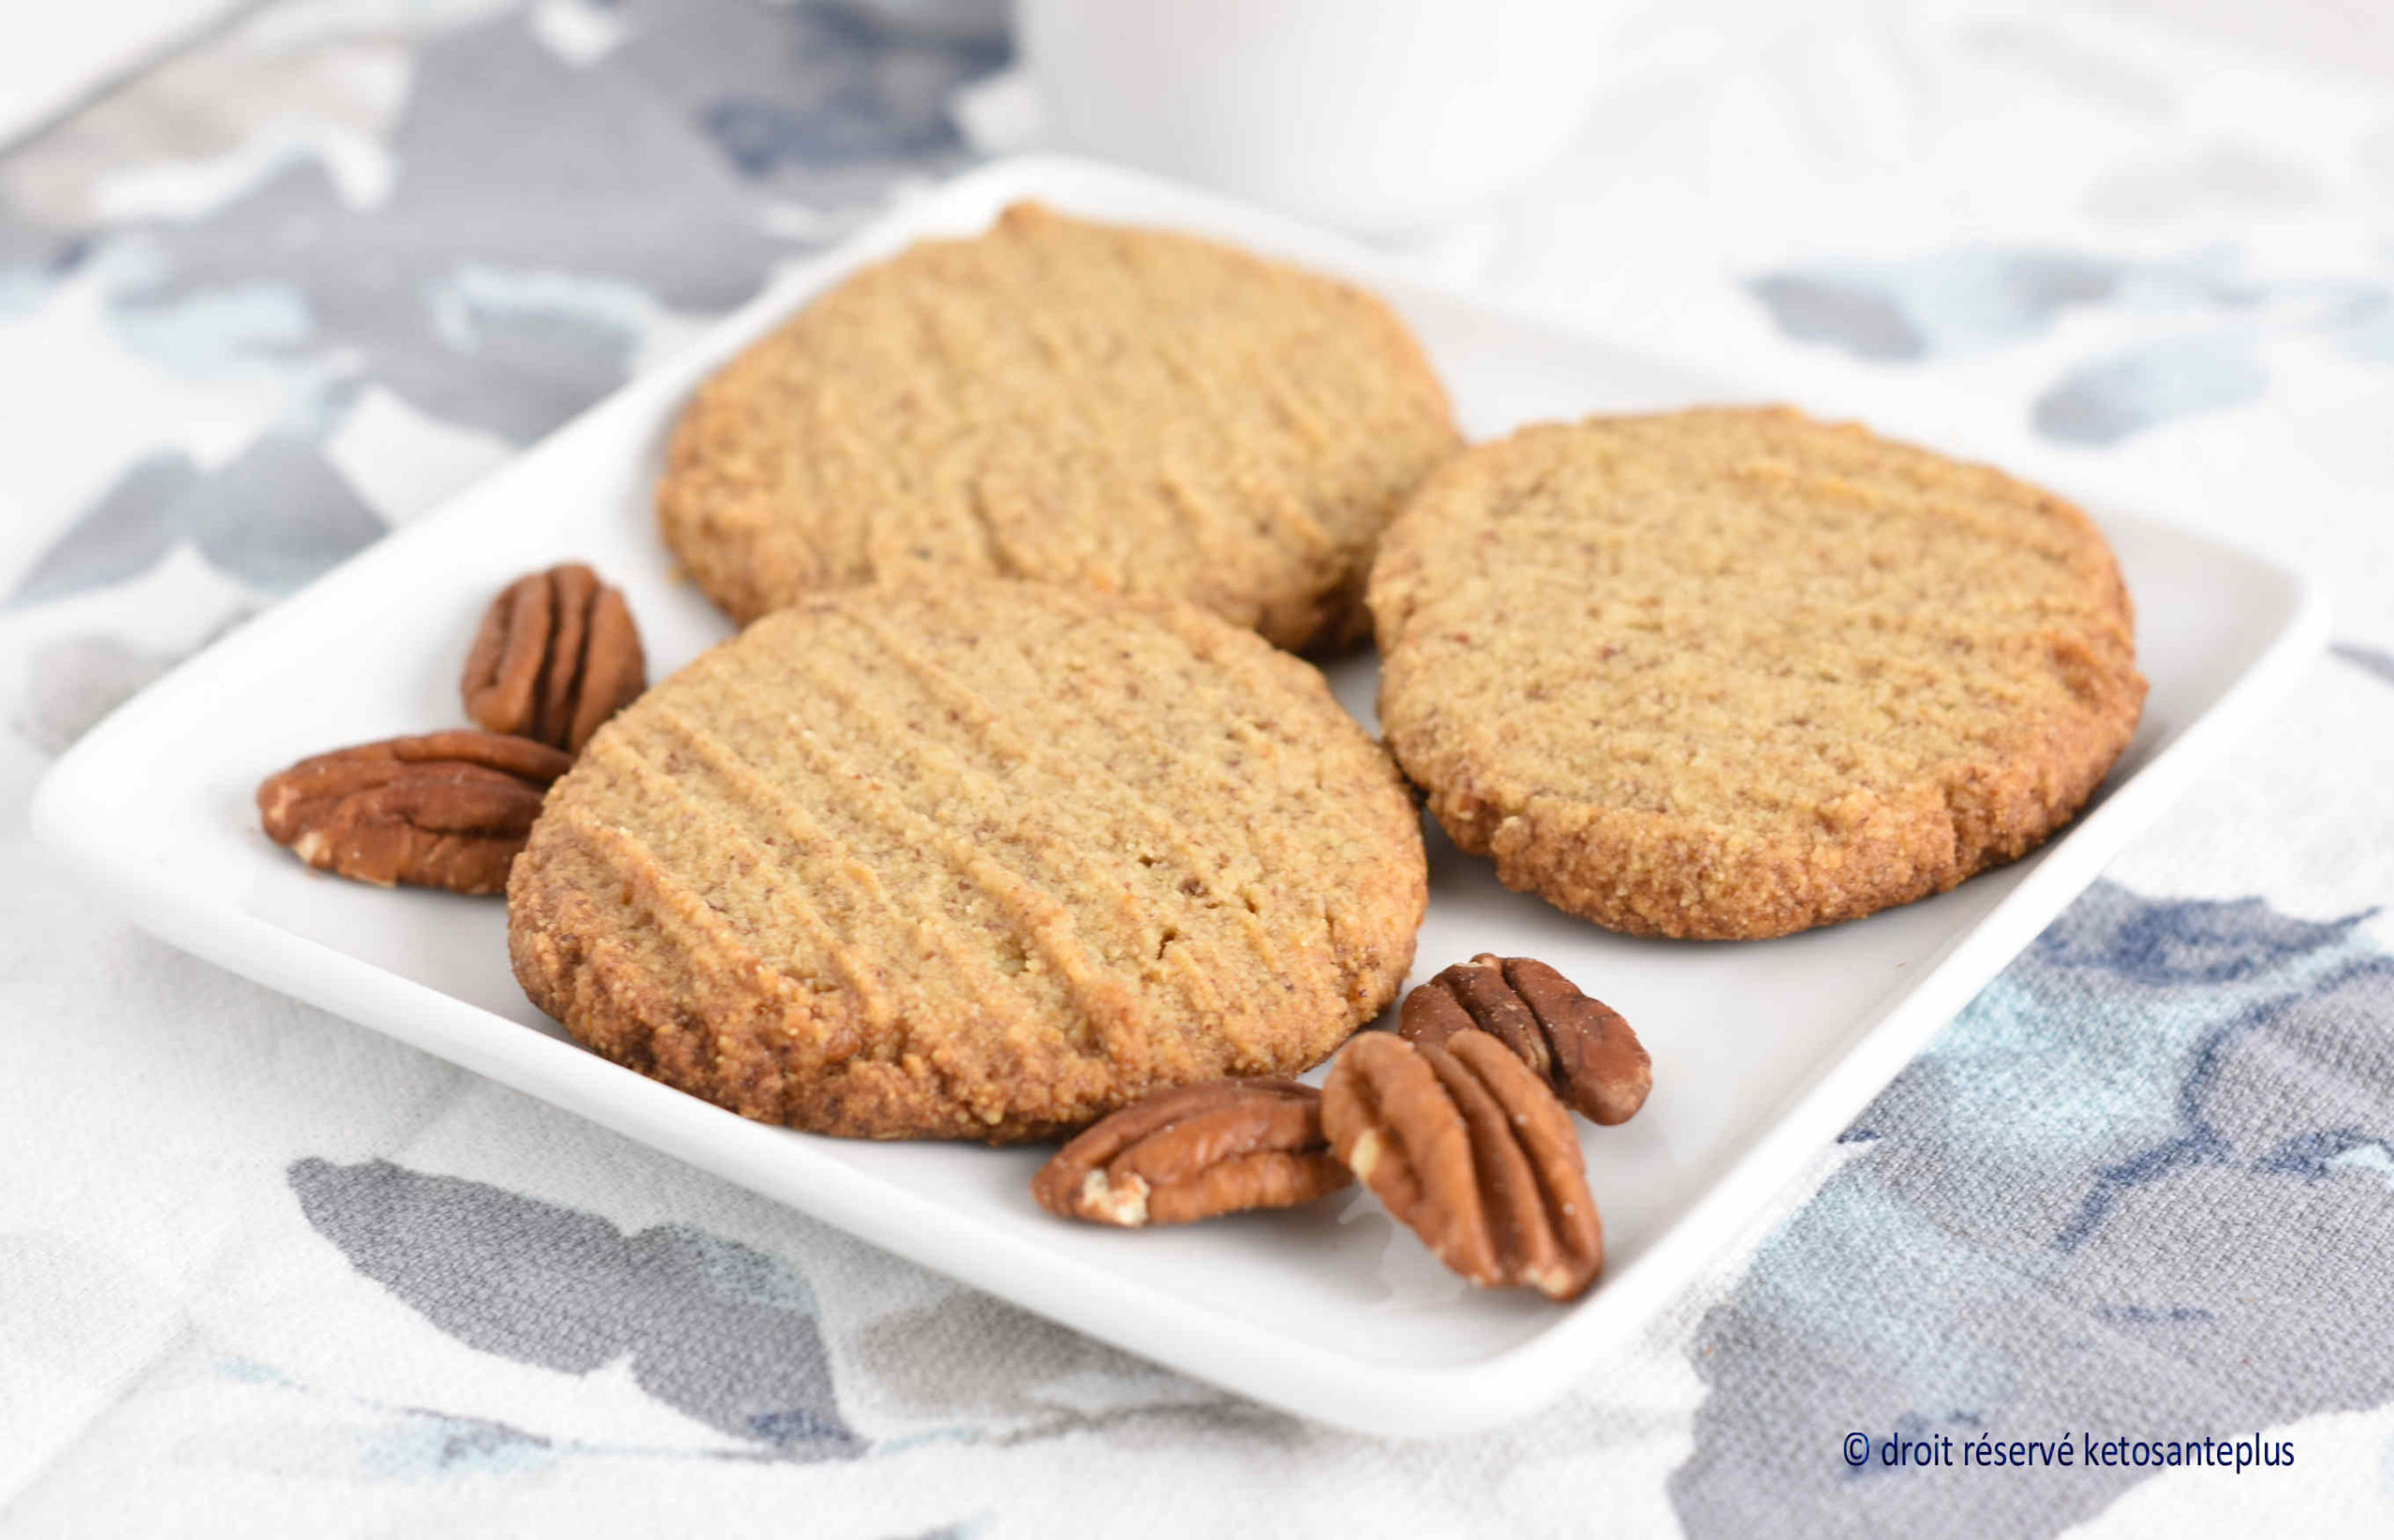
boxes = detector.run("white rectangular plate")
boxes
[32,156,2327,1437]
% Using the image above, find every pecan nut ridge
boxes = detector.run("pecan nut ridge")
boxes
[1031,1078,1350,1228]
[1322,1029,1603,1302]
[462,562,647,753]
[1401,954,1651,1126]
[257,730,572,894]
[1319,1033,1494,1281]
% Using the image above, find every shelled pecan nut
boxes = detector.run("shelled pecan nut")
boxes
[1401,954,1651,1126]
[257,729,572,894]
[1321,1030,1603,1301]
[1031,1078,1351,1228]
[461,562,646,752]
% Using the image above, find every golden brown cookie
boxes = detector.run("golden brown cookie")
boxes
[508,577,1427,1141]
[1368,407,2145,941]
[657,202,1459,651]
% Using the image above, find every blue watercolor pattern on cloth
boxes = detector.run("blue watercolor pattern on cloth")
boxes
[288,1159,867,1461]
[184,1356,818,1482]
[0,0,1014,748]
[2031,333,2268,446]
[0,0,1012,609]
[279,1157,1266,1473]
[1749,247,2391,443]
[1671,881,2394,1538]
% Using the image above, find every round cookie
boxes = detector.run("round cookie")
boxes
[508,577,1427,1141]
[658,202,1459,652]
[1368,407,2146,941]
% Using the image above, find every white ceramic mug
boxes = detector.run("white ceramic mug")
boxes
[1017,0,1609,234]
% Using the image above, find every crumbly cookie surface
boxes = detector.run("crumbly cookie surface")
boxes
[658,202,1459,651]
[1368,407,2146,941]
[508,578,1427,1140]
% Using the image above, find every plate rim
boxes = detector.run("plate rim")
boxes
[26,152,2334,1437]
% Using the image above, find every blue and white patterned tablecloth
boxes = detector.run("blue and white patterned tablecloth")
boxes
[4,3,2392,1534]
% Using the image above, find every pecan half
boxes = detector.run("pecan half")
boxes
[461,563,645,752]
[1401,955,1651,1126]
[1031,1078,1351,1227]
[1321,1030,1603,1301]
[257,730,571,894]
